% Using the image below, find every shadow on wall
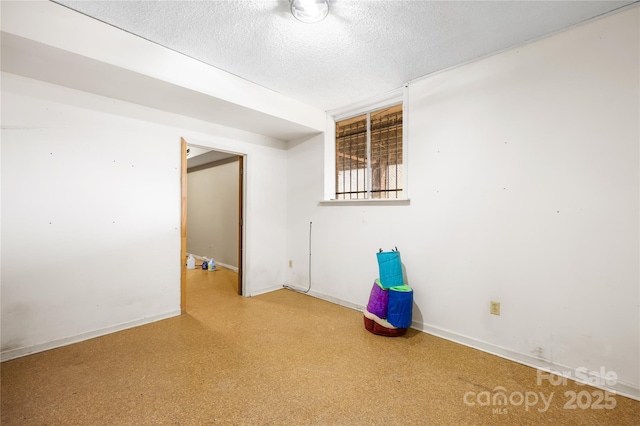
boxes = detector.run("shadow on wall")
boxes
[402,261,425,330]
[412,301,424,328]
[402,263,409,286]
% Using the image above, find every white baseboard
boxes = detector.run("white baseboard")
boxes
[413,321,639,401]
[0,310,181,362]
[189,254,238,272]
[282,284,365,312]
[271,287,640,402]
[214,261,238,272]
[249,284,288,297]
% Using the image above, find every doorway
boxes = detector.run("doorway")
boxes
[180,138,245,313]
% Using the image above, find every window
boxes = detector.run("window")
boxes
[335,104,403,199]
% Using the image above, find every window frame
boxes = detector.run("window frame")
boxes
[323,86,409,204]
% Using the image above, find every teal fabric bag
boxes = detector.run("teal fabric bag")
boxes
[376,249,403,289]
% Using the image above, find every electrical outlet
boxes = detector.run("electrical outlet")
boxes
[490,301,501,316]
[289,260,293,268]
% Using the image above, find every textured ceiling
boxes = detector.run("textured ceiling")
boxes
[187,146,236,168]
[55,0,636,111]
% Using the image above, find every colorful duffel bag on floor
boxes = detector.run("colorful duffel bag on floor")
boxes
[387,285,413,328]
[366,279,388,319]
[363,308,407,337]
[376,249,403,289]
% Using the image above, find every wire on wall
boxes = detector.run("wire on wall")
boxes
[284,221,312,294]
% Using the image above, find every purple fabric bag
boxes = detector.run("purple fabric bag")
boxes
[366,279,389,319]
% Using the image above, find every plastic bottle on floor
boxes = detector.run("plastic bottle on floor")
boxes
[187,254,195,270]
[208,258,216,271]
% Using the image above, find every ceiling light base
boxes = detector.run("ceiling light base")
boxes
[290,0,329,23]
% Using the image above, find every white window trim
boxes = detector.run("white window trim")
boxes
[318,198,410,206]
[323,85,410,204]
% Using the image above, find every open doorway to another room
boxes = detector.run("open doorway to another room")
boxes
[182,140,244,313]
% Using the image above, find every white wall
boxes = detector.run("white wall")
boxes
[1,72,290,359]
[0,74,180,358]
[286,8,639,398]
[187,159,239,268]
[1,1,327,138]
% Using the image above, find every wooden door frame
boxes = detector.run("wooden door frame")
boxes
[180,138,188,313]
[180,138,245,312]
[237,155,244,296]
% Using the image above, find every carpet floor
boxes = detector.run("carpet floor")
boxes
[1,267,638,425]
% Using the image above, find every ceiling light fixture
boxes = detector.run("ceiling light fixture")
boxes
[290,0,329,23]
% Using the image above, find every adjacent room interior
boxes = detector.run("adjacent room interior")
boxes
[1,1,638,423]
[185,145,241,298]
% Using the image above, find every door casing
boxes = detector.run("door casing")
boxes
[181,139,245,312]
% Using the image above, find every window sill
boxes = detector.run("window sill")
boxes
[318,198,410,206]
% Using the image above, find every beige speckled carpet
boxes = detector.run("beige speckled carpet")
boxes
[2,267,638,425]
